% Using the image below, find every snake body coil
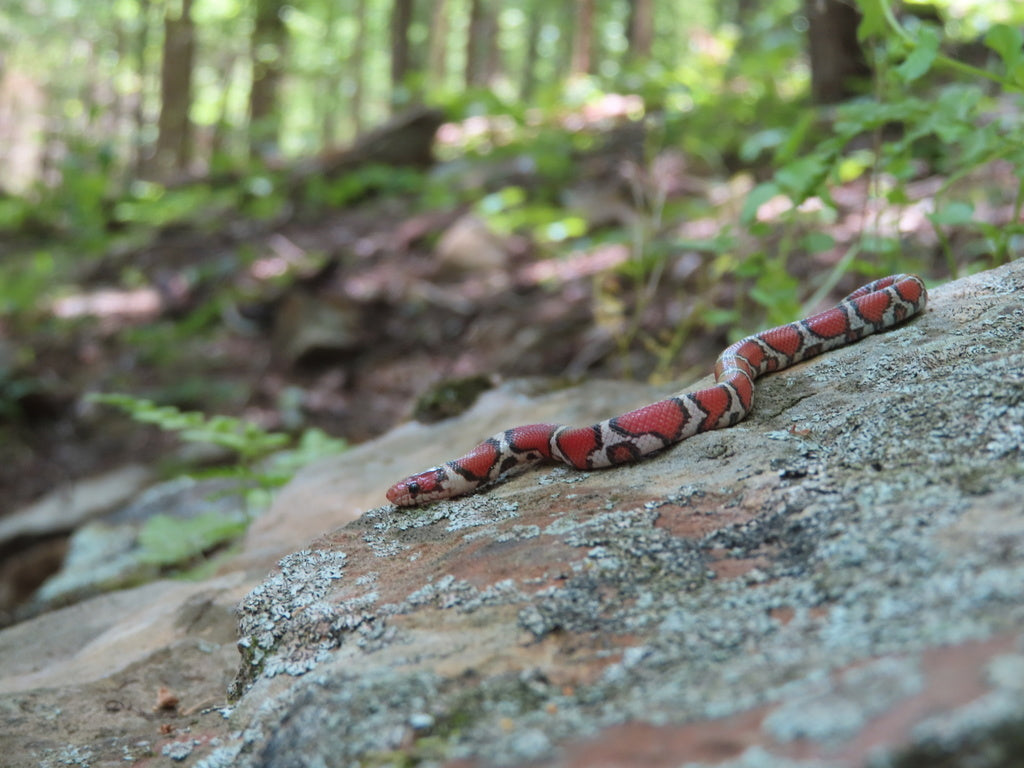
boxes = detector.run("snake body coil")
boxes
[387,274,927,507]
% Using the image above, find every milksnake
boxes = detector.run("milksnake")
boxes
[386,274,927,507]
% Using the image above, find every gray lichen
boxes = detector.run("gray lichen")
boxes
[232,548,354,695]
[217,263,1024,766]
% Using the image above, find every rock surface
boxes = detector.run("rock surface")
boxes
[0,464,153,615]
[2,260,1023,767]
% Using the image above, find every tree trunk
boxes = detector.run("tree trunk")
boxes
[249,0,286,160]
[570,0,595,76]
[127,0,152,178]
[627,0,653,63]
[210,55,241,163]
[520,9,542,101]
[391,0,414,108]
[427,0,449,85]
[154,0,195,176]
[350,0,367,136]
[464,0,496,88]
[482,6,501,86]
[805,0,871,104]
[321,0,342,146]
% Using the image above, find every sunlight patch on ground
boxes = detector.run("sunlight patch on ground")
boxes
[519,243,631,284]
[52,288,162,320]
[435,93,646,152]
[250,234,310,281]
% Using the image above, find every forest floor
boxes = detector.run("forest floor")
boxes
[4,108,1011,589]
[3,183,711,507]
[2,117,707,509]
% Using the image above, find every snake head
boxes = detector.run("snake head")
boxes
[386,467,450,507]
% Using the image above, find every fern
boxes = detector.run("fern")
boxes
[88,392,347,512]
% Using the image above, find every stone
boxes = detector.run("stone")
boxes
[31,475,250,610]
[436,214,513,275]
[270,291,363,368]
[0,464,152,544]
[0,464,153,614]
[1,261,1023,767]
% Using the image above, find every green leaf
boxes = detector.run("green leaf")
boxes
[478,186,526,215]
[89,393,289,461]
[735,251,766,279]
[835,98,925,137]
[837,150,875,183]
[703,308,740,328]
[137,512,248,567]
[886,185,911,205]
[856,0,887,42]
[774,155,829,202]
[539,216,587,242]
[984,24,1024,72]
[928,201,975,226]
[774,111,818,165]
[751,269,802,325]
[801,232,835,254]
[897,26,940,83]
[740,182,780,226]
[740,129,787,164]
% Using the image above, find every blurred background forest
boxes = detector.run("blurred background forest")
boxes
[1,0,1023,552]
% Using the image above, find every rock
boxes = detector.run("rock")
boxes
[0,574,247,766]
[31,475,250,610]
[270,291,363,368]
[1,261,1023,767]
[411,374,495,424]
[0,464,153,544]
[236,377,660,576]
[0,464,153,614]
[286,105,445,188]
[223,260,1024,767]
[0,577,243,695]
[435,213,513,276]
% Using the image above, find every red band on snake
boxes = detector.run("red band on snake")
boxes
[386,274,927,507]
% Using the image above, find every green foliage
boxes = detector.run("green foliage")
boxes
[88,393,347,510]
[0,368,40,421]
[985,25,1024,86]
[89,393,290,463]
[253,427,350,496]
[304,164,427,210]
[240,173,290,220]
[732,0,1024,313]
[137,511,248,567]
[580,0,1023,374]
[0,250,57,316]
[114,181,242,228]
[3,0,1019,405]
[117,300,227,373]
[475,185,587,244]
[0,195,31,231]
[42,142,118,252]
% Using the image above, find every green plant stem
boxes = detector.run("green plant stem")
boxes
[617,164,670,381]
[804,241,863,313]
[929,142,1019,270]
[877,0,1021,93]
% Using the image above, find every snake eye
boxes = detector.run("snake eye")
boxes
[408,481,421,497]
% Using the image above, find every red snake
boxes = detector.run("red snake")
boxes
[387,274,927,507]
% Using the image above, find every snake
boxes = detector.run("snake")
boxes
[386,274,927,507]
